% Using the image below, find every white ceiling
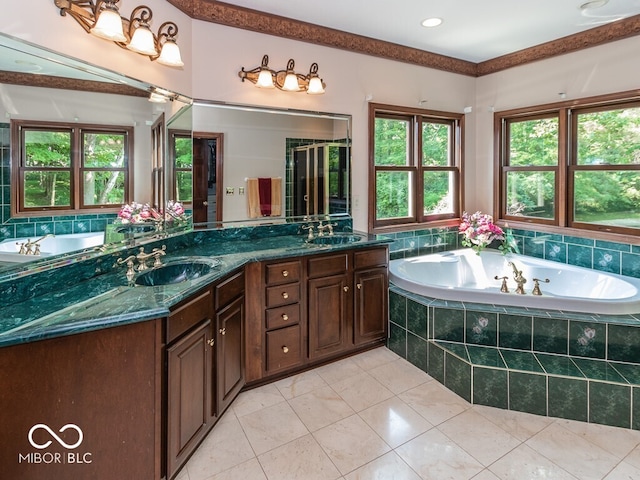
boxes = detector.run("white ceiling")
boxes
[220,0,640,63]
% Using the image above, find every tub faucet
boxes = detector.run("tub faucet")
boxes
[18,233,54,255]
[508,261,527,294]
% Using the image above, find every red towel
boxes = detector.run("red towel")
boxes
[258,177,272,216]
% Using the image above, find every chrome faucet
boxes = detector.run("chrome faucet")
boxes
[17,233,54,255]
[508,261,527,294]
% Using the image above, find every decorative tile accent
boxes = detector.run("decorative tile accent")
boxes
[569,321,605,359]
[473,367,508,409]
[589,381,631,428]
[465,311,497,346]
[533,317,567,355]
[547,376,587,422]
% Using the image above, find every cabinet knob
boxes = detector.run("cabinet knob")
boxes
[357,283,362,289]
[207,338,215,347]
[343,286,349,292]
[282,314,289,321]
[282,292,289,299]
[219,328,226,336]
[282,346,289,354]
[282,270,289,277]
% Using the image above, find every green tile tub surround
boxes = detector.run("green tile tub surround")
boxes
[473,367,508,409]
[536,353,584,378]
[498,314,533,350]
[500,349,544,373]
[407,332,428,372]
[547,376,588,422]
[432,307,465,342]
[465,310,497,347]
[634,387,640,430]
[428,341,445,383]
[508,371,547,416]
[389,290,407,329]
[568,320,605,359]
[387,321,407,358]
[444,352,472,403]
[572,357,627,383]
[407,298,428,338]
[532,316,568,355]
[589,381,631,428]
[608,324,640,363]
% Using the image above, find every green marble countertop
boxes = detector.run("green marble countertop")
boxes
[0,232,389,348]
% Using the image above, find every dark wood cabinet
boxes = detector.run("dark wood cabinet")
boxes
[216,294,244,414]
[308,273,351,360]
[354,266,388,345]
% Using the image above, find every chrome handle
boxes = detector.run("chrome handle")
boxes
[219,328,226,336]
[207,338,215,347]
[282,314,289,321]
[282,270,289,277]
[282,346,289,354]
[282,292,289,299]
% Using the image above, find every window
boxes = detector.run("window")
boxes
[369,103,462,231]
[497,92,640,236]
[11,120,133,216]
[170,132,193,203]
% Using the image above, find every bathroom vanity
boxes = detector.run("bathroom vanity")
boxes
[0,233,389,480]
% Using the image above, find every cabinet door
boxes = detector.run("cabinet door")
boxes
[216,296,245,415]
[167,319,214,479]
[354,267,388,346]
[308,274,350,360]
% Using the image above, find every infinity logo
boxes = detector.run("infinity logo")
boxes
[28,424,84,450]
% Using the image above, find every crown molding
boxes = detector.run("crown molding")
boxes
[168,0,640,77]
[0,71,148,96]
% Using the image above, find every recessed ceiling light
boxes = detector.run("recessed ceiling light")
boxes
[580,0,609,10]
[421,17,443,28]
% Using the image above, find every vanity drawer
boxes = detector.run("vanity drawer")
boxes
[167,288,212,344]
[266,283,300,308]
[215,270,245,310]
[266,260,301,285]
[265,303,300,330]
[307,253,348,278]
[354,247,388,269]
[265,324,302,373]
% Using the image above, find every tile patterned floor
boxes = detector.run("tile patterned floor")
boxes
[176,347,640,480]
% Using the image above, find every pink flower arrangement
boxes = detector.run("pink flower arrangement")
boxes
[115,202,162,225]
[459,211,505,254]
[163,200,188,225]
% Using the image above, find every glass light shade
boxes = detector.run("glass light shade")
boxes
[306,76,325,95]
[256,68,275,88]
[283,72,300,91]
[91,8,127,42]
[127,26,158,56]
[157,40,184,67]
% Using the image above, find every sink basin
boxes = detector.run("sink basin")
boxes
[134,258,220,286]
[307,233,363,245]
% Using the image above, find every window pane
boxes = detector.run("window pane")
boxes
[374,118,410,166]
[376,170,412,219]
[24,130,70,167]
[422,121,450,166]
[574,170,640,228]
[176,171,193,202]
[577,107,640,165]
[23,171,71,207]
[505,171,555,218]
[424,171,455,215]
[175,137,193,168]
[509,118,558,166]
[83,171,125,205]
[84,133,126,168]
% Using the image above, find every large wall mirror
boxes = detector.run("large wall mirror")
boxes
[0,33,192,276]
[191,101,351,226]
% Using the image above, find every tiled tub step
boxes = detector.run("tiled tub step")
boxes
[430,340,640,429]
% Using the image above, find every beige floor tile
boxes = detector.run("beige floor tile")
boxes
[525,422,620,480]
[358,396,433,448]
[331,371,395,412]
[231,383,285,418]
[488,443,578,479]
[288,384,355,432]
[274,370,328,400]
[556,418,640,459]
[186,414,255,480]
[438,409,521,466]
[349,346,399,372]
[395,428,484,480]
[623,443,640,470]
[367,358,430,394]
[398,380,471,425]
[174,465,190,480]
[344,451,421,480]
[603,460,640,480]
[470,470,501,480]
[258,433,341,480]
[207,458,267,480]
[313,414,391,475]
[314,356,366,385]
[473,405,553,442]
[238,401,309,456]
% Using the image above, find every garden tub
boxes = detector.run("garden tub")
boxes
[389,248,640,315]
[0,232,104,262]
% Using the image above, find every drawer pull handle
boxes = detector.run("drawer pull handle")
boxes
[207,339,215,347]
[357,283,362,289]
[282,270,289,277]
[343,286,349,292]
[282,292,289,299]
[219,328,226,336]
[282,314,289,321]
[282,346,289,354]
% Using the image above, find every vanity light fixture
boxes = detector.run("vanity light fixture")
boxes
[238,55,326,94]
[53,0,184,67]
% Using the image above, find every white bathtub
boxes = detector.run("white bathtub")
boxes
[389,248,640,315]
[0,232,104,263]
